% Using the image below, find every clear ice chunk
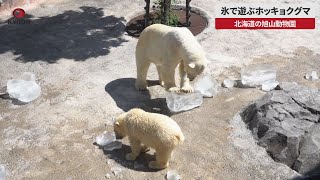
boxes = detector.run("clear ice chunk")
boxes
[194,74,218,98]
[96,132,116,146]
[222,79,236,88]
[111,166,123,176]
[7,79,41,103]
[261,81,279,91]
[241,64,277,87]
[166,92,203,113]
[166,170,181,180]
[103,141,122,151]
[0,164,5,180]
[305,71,319,81]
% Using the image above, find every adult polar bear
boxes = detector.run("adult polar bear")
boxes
[135,24,208,93]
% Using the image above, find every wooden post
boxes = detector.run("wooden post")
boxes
[186,0,191,26]
[144,0,150,27]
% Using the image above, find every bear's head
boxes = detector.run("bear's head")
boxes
[185,62,206,81]
[114,113,127,139]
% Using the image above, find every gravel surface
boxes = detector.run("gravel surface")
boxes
[0,0,319,179]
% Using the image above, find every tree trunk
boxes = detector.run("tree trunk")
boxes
[162,0,171,25]
[186,0,191,26]
[144,0,151,27]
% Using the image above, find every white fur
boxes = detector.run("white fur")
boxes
[114,108,184,169]
[135,24,207,93]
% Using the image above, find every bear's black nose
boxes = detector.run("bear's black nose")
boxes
[115,134,123,139]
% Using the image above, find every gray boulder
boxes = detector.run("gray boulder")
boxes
[281,82,320,115]
[293,124,320,174]
[240,82,320,174]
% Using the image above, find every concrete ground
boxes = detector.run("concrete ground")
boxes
[0,0,319,179]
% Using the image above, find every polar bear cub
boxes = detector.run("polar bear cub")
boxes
[135,24,207,93]
[114,108,185,169]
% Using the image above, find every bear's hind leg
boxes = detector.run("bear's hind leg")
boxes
[148,148,173,169]
[156,66,164,87]
[135,59,150,91]
[126,138,142,161]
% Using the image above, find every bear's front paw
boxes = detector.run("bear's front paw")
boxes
[125,153,138,161]
[141,145,150,153]
[168,87,180,93]
[148,161,168,169]
[159,80,165,87]
[181,85,194,93]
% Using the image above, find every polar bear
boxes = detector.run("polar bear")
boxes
[135,24,207,93]
[113,108,185,169]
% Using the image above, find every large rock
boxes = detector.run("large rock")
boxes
[293,124,320,174]
[240,82,320,174]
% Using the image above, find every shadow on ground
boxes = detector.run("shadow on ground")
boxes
[105,78,172,116]
[0,93,28,105]
[0,6,127,63]
[102,144,159,172]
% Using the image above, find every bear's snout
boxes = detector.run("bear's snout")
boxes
[188,74,196,81]
[115,133,124,139]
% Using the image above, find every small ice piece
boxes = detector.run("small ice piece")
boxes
[311,71,319,80]
[305,73,311,80]
[166,170,180,180]
[305,71,319,81]
[241,64,277,87]
[194,74,218,97]
[166,92,203,113]
[95,132,115,146]
[20,72,36,81]
[261,81,279,91]
[222,79,236,88]
[111,166,123,176]
[7,79,41,103]
[107,159,114,165]
[0,164,5,180]
[104,141,122,151]
[225,97,235,102]
[105,173,111,179]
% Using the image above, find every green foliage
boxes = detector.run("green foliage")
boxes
[152,0,179,27]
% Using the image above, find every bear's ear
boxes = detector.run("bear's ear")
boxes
[188,62,196,68]
[115,122,120,126]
